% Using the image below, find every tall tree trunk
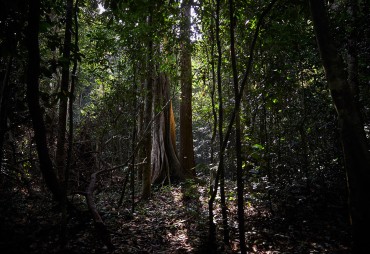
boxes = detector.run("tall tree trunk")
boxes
[137,82,145,182]
[215,0,230,245]
[347,0,359,100]
[0,56,12,167]
[207,13,218,243]
[61,0,79,244]
[309,0,370,252]
[210,48,217,167]
[65,0,79,193]
[26,0,63,203]
[209,10,217,176]
[141,14,154,199]
[179,0,195,175]
[229,0,246,252]
[208,0,230,249]
[56,0,73,182]
[151,73,189,184]
[131,62,138,214]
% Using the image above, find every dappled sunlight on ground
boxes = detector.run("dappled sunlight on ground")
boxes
[109,184,208,253]
[0,174,350,253]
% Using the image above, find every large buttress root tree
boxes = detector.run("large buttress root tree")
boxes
[309,0,370,252]
[151,73,192,184]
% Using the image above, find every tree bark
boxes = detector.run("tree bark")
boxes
[56,0,73,182]
[85,170,114,250]
[208,0,230,246]
[61,0,79,243]
[309,0,370,252]
[141,14,154,199]
[65,0,79,192]
[229,0,246,252]
[131,63,138,214]
[26,0,63,203]
[180,0,195,175]
[347,0,360,100]
[0,56,12,167]
[151,73,190,184]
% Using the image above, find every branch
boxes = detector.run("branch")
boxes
[80,96,173,250]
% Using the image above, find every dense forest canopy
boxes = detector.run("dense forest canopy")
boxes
[1,0,369,253]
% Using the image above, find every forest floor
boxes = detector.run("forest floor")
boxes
[0,171,351,254]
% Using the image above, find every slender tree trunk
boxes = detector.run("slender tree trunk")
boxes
[229,0,246,252]
[209,15,218,167]
[141,14,154,199]
[61,0,79,245]
[210,65,217,168]
[56,0,73,182]
[207,8,218,250]
[26,0,63,203]
[65,0,79,193]
[209,0,231,248]
[131,63,137,214]
[180,0,195,175]
[0,56,12,167]
[309,0,370,252]
[347,0,360,100]
[205,12,218,196]
[137,77,145,182]
[215,0,230,245]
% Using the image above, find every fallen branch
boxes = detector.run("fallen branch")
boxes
[81,143,136,250]
[84,170,114,251]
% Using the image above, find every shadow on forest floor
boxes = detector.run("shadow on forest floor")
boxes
[0,173,351,253]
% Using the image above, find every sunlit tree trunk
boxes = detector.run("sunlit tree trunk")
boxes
[179,0,195,175]
[309,0,370,252]
[151,73,191,184]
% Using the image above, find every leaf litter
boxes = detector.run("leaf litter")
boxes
[0,173,351,253]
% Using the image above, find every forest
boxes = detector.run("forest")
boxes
[1,0,369,253]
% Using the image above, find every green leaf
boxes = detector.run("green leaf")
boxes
[252,144,264,150]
